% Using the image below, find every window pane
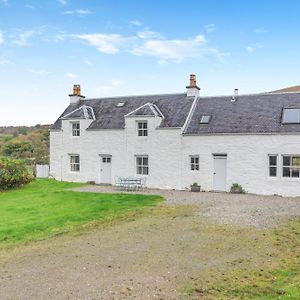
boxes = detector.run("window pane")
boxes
[269,167,277,177]
[292,157,300,167]
[283,167,290,177]
[283,156,291,166]
[283,109,300,123]
[292,169,300,177]
[269,156,277,166]
[195,164,199,171]
[143,157,148,165]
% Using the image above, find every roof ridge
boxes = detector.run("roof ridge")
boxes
[84,92,186,101]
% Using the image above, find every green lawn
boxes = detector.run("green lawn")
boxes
[0,179,162,249]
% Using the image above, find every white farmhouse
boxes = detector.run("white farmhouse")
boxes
[50,75,300,196]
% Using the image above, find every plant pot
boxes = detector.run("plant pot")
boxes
[191,185,201,192]
[231,187,242,194]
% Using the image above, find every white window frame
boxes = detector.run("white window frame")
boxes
[136,155,148,175]
[71,121,80,137]
[70,154,80,172]
[268,154,278,177]
[137,121,148,137]
[190,155,199,171]
[282,108,300,124]
[282,155,300,178]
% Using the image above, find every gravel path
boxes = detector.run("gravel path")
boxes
[1,186,299,299]
[74,185,300,227]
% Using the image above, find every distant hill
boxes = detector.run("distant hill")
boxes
[270,85,300,93]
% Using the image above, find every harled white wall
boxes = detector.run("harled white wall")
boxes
[50,118,300,196]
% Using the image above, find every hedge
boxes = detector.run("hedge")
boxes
[0,157,34,190]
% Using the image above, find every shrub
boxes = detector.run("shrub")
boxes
[230,183,245,194]
[0,157,34,190]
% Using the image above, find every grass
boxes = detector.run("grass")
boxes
[180,219,300,299]
[0,179,162,249]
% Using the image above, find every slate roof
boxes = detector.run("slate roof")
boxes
[52,94,194,130]
[184,92,300,134]
[51,91,300,134]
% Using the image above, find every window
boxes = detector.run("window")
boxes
[282,155,300,178]
[72,122,80,136]
[116,102,125,107]
[200,115,211,124]
[268,155,278,177]
[102,157,111,163]
[70,155,80,172]
[137,121,148,136]
[136,155,148,175]
[282,108,300,124]
[190,155,199,171]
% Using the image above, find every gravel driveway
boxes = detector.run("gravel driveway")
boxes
[74,185,300,228]
[1,186,299,299]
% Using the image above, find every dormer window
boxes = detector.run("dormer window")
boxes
[282,108,300,124]
[200,115,211,124]
[72,122,80,136]
[137,121,148,136]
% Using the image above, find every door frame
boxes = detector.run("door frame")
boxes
[99,154,112,184]
[212,154,227,191]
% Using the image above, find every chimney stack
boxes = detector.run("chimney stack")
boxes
[186,74,200,97]
[69,84,85,104]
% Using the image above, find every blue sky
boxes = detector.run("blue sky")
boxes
[0,0,300,125]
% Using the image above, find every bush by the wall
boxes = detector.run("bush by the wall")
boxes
[0,157,34,190]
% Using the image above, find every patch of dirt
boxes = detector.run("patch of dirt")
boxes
[1,187,300,299]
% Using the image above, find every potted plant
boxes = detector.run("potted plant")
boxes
[230,183,245,194]
[190,182,201,192]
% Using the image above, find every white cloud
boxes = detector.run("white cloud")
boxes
[25,4,35,9]
[0,58,12,65]
[66,73,78,79]
[1,0,9,5]
[13,30,35,46]
[129,20,142,26]
[205,24,216,33]
[58,0,67,5]
[63,9,92,15]
[246,46,255,53]
[0,31,4,44]
[94,80,124,95]
[73,33,134,54]
[30,69,52,75]
[137,30,162,40]
[132,35,207,63]
[255,27,268,34]
[246,44,263,53]
[71,30,227,63]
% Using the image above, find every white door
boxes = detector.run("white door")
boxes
[213,156,227,191]
[100,156,112,184]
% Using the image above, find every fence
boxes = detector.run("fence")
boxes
[36,164,50,178]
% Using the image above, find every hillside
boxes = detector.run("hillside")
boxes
[0,125,50,165]
[270,85,300,93]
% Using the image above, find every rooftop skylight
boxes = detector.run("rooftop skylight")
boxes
[282,108,300,124]
[116,102,125,107]
[200,115,211,124]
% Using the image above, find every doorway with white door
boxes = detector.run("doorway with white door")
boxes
[99,155,112,184]
[213,154,227,191]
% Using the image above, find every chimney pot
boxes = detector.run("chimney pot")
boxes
[73,84,81,96]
